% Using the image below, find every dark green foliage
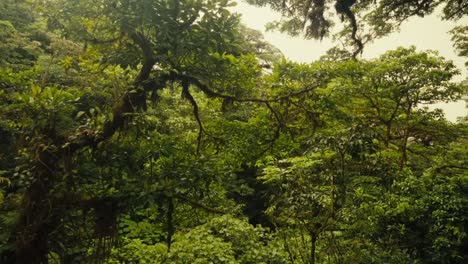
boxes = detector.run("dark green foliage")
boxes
[0,0,466,264]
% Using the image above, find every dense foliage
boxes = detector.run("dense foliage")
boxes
[0,0,467,263]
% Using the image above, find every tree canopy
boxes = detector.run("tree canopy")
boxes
[0,0,467,263]
[246,0,468,56]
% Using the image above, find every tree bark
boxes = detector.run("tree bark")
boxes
[166,197,174,251]
[310,232,317,264]
[15,150,56,264]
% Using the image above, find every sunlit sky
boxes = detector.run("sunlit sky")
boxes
[231,2,468,121]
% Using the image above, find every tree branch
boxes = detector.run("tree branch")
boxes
[335,0,363,57]
[181,79,204,154]
[174,194,226,214]
[68,31,161,153]
[174,73,319,103]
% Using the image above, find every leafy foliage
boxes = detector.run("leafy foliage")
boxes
[0,0,466,264]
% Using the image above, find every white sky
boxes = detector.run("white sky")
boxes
[232,2,468,121]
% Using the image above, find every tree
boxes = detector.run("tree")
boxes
[0,0,273,262]
[255,47,465,263]
[1,0,467,263]
[245,0,467,56]
[450,25,468,66]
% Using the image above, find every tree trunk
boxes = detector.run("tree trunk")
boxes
[166,196,174,251]
[399,101,412,170]
[385,122,392,148]
[15,150,56,264]
[310,232,317,264]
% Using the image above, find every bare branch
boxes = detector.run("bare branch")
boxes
[174,73,319,103]
[174,194,226,214]
[181,79,204,154]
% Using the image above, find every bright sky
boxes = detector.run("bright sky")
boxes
[232,2,468,121]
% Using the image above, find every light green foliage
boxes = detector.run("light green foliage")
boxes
[168,215,288,263]
[0,19,42,70]
[14,85,79,135]
[450,26,468,66]
[376,141,468,263]
[198,53,262,97]
[106,215,288,263]
[254,47,467,263]
[106,238,168,264]
[168,231,238,264]
[237,26,283,65]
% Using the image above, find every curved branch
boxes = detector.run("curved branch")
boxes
[260,102,282,154]
[129,32,155,84]
[174,73,319,103]
[181,79,204,154]
[174,73,319,155]
[345,9,363,57]
[335,0,363,57]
